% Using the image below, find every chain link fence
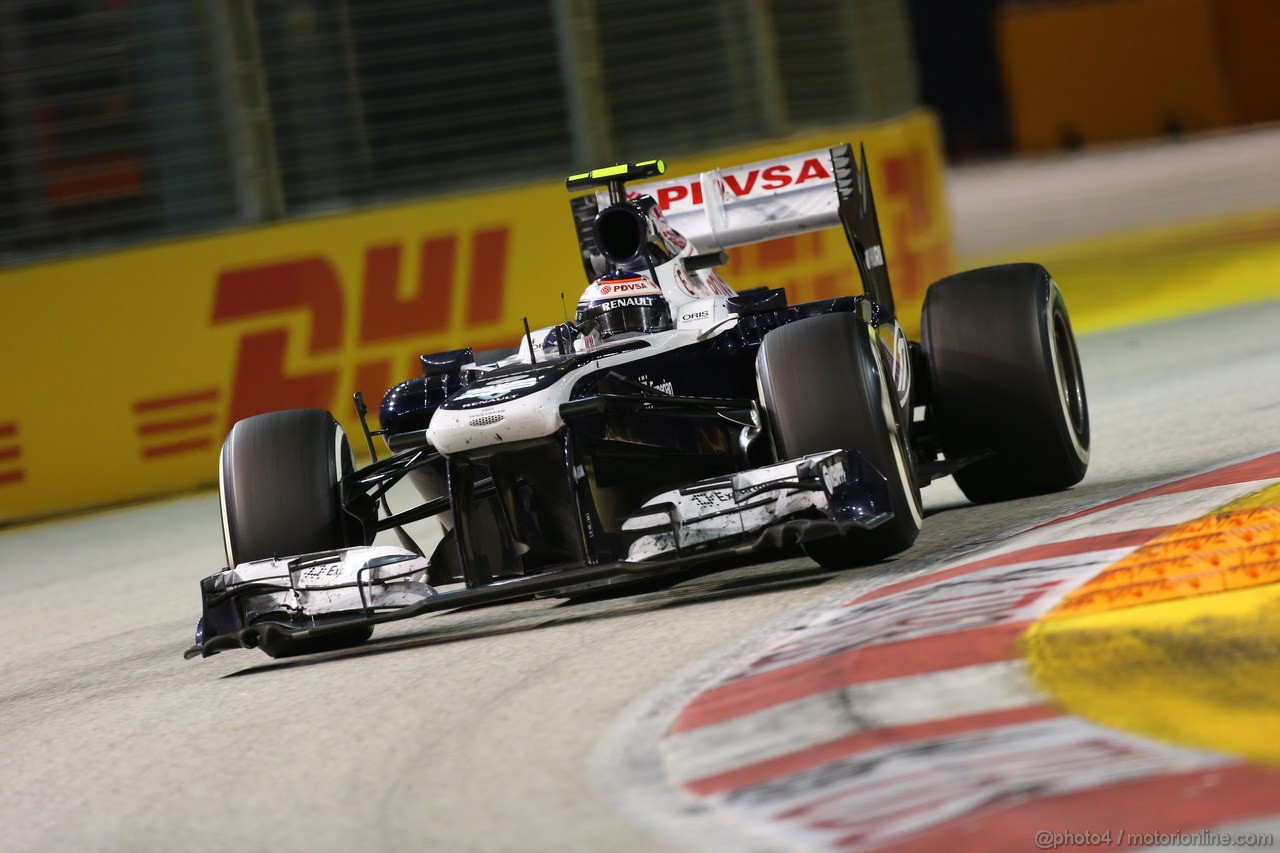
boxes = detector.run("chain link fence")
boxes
[0,0,918,265]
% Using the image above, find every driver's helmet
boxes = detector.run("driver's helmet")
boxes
[575,272,672,340]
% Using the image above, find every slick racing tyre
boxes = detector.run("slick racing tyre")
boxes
[921,263,1089,503]
[757,312,922,569]
[219,409,374,657]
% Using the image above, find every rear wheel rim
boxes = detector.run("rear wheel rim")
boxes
[1052,306,1087,439]
[1045,278,1089,465]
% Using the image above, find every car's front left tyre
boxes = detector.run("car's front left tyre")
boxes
[219,409,374,657]
[757,312,922,569]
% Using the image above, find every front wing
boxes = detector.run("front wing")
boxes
[186,449,892,659]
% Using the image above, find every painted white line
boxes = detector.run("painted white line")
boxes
[976,480,1280,559]
[721,549,1130,684]
[664,660,1043,786]
[720,718,1234,852]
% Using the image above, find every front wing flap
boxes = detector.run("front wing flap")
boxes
[621,449,890,560]
[186,449,891,659]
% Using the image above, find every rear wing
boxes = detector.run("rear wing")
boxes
[568,144,897,320]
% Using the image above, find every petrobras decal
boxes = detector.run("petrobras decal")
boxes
[634,151,836,214]
[649,204,689,253]
[701,270,735,298]
[672,263,702,299]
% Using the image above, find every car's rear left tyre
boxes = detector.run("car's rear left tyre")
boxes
[219,409,374,657]
[757,312,922,569]
[921,263,1089,503]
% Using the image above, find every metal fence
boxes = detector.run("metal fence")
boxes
[0,0,919,266]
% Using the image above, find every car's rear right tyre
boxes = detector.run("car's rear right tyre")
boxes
[757,312,922,569]
[219,409,374,657]
[921,263,1089,503]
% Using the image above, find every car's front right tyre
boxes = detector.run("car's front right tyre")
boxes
[921,263,1090,503]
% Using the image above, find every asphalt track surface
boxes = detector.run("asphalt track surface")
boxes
[2,297,1277,853]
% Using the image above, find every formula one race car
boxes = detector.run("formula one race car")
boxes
[187,145,1090,659]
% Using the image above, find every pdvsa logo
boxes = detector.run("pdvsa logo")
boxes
[652,157,833,210]
[607,281,657,293]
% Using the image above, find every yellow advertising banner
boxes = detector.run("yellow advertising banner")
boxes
[0,110,952,521]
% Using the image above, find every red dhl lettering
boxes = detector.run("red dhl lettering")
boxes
[652,157,832,210]
[212,227,510,428]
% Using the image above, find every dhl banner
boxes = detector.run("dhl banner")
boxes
[0,110,952,521]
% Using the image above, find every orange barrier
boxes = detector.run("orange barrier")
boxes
[1215,0,1280,125]
[997,0,1280,152]
[0,110,951,522]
